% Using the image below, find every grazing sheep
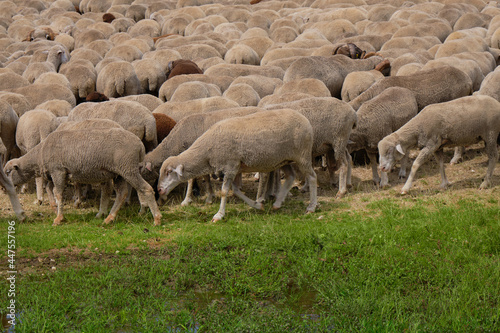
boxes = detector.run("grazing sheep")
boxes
[349,66,473,111]
[378,95,500,194]
[230,75,283,98]
[0,92,32,117]
[264,97,357,197]
[204,63,285,79]
[0,154,26,221]
[0,71,30,90]
[5,128,162,226]
[35,100,73,117]
[274,78,331,98]
[152,113,176,143]
[115,95,163,112]
[157,109,318,222]
[341,67,385,102]
[5,83,76,109]
[165,59,203,79]
[224,43,260,65]
[223,83,260,107]
[132,58,166,95]
[170,81,221,102]
[67,100,158,152]
[16,109,63,204]
[474,66,500,102]
[283,55,386,98]
[144,107,263,205]
[23,45,69,83]
[59,62,98,102]
[158,74,232,102]
[0,101,19,165]
[153,96,239,122]
[348,87,418,187]
[96,61,142,98]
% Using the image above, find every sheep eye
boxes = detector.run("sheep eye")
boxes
[46,35,50,39]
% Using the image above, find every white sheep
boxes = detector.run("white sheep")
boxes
[169,81,222,102]
[0,153,26,221]
[95,61,142,98]
[157,109,318,222]
[153,96,239,122]
[67,100,158,152]
[5,127,161,226]
[264,97,357,197]
[378,95,500,194]
[0,101,19,165]
[348,87,418,187]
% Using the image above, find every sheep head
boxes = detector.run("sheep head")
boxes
[25,27,57,42]
[333,43,365,59]
[85,91,109,102]
[157,162,184,198]
[378,135,405,173]
[103,13,116,23]
[4,159,30,186]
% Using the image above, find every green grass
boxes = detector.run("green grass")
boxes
[1,190,500,332]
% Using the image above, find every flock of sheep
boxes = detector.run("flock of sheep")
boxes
[1,0,500,225]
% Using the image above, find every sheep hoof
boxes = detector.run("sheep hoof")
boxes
[104,215,115,224]
[335,191,346,199]
[53,215,63,226]
[272,204,281,211]
[211,213,223,223]
[255,202,264,211]
[180,199,192,207]
[154,215,162,226]
[34,199,42,205]
[400,190,408,195]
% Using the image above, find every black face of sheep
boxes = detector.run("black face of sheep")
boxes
[333,43,365,59]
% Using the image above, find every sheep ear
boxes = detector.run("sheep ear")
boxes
[145,162,152,172]
[395,144,405,155]
[174,164,183,177]
[167,61,174,71]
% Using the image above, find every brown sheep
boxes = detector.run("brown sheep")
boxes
[152,113,176,143]
[85,91,109,102]
[102,13,116,23]
[166,59,203,80]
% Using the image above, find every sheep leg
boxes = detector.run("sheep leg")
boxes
[335,150,348,198]
[434,149,450,190]
[96,180,113,218]
[181,178,194,206]
[450,146,465,165]
[401,146,435,195]
[51,172,67,226]
[326,150,339,188]
[231,173,264,210]
[0,162,25,221]
[272,165,295,210]
[212,173,235,223]
[345,149,352,188]
[367,152,381,186]
[73,183,83,208]
[34,176,44,205]
[104,178,128,224]
[45,181,56,211]
[296,162,318,213]
[256,171,270,203]
[480,137,499,190]
[398,154,409,180]
[123,174,162,226]
[204,175,214,204]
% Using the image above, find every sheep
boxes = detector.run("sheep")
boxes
[474,66,500,102]
[68,48,103,66]
[35,100,73,117]
[348,87,418,187]
[0,71,30,90]
[105,44,143,62]
[85,91,109,102]
[283,55,386,98]
[230,75,282,99]
[204,63,285,79]
[95,61,142,98]
[165,59,203,79]
[132,58,166,95]
[4,127,162,226]
[153,96,239,122]
[222,83,260,107]
[224,43,260,65]
[157,109,318,222]
[349,66,473,111]
[143,107,263,205]
[0,154,26,221]
[59,62,98,102]
[170,81,221,102]
[115,94,163,112]
[378,95,500,195]
[0,92,32,117]
[264,97,357,197]
[158,74,232,102]
[23,45,69,83]
[0,101,19,165]
[273,78,331,98]
[5,83,76,109]
[422,58,484,91]
[341,67,386,102]
[67,100,158,152]
[152,113,176,143]
[34,72,72,91]
[15,109,62,205]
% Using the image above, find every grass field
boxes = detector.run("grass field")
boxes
[1,146,499,332]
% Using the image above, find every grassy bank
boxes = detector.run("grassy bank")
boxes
[1,149,499,332]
